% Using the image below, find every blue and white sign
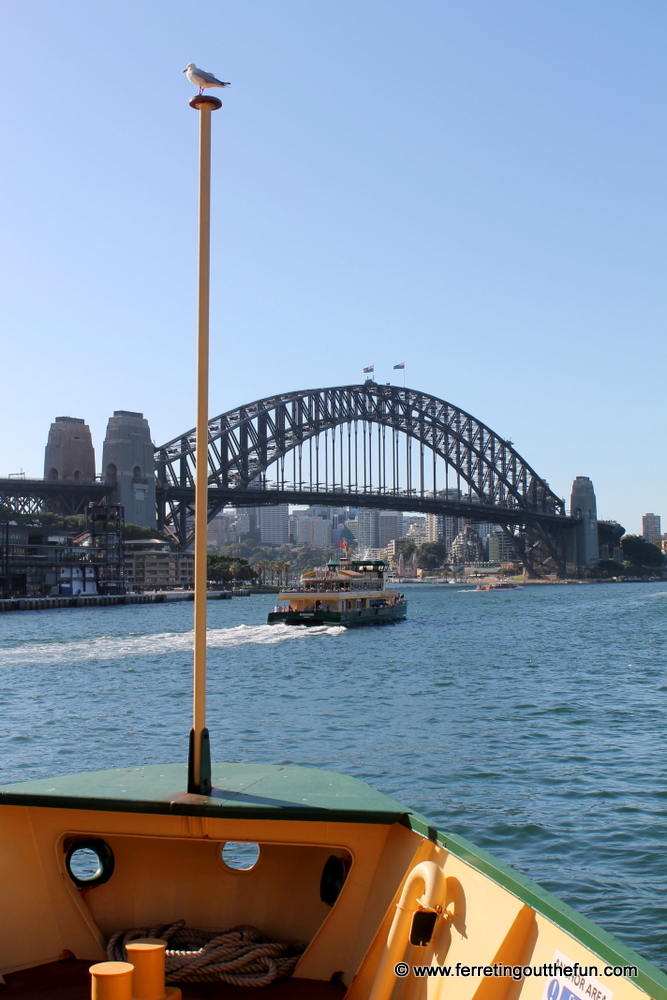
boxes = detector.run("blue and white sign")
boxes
[540,951,613,1000]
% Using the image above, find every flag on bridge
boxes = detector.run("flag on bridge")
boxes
[393,362,405,370]
[363,365,374,373]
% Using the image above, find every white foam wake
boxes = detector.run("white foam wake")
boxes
[0,623,347,667]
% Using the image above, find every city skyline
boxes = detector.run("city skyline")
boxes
[1,3,665,535]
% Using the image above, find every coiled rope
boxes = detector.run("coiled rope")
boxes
[107,920,306,987]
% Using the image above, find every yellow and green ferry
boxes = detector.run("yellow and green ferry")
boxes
[1,762,666,999]
[268,557,407,627]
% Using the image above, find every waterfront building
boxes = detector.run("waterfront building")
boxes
[102,411,156,529]
[642,513,661,544]
[0,515,123,598]
[124,539,194,590]
[259,505,289,545]
[44,417,96,482]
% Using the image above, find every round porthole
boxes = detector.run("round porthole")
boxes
[320,854,350,906]
[65,838,115,888]
[221,841,260,871]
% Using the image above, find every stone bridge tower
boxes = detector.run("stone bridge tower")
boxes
[567,475,599,570]
[44,417,96,481]
[102,411,156,529]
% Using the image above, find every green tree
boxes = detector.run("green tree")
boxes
[621,535,663,568]
[227,559,256,582]
[581,560,625,579]
[124,523,170,541]
[207,553,256,584]
[416,542,449,571]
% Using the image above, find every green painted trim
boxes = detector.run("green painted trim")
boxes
[0,763,408,826]
[404,814,667,1000]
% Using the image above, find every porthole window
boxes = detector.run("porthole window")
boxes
[65,838,115,888]
[320,854,351,906]
[221,841,260,871]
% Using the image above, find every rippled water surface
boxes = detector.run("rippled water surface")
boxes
[1,583,666,968]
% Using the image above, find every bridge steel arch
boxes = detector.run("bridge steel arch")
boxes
[155,383,574,577]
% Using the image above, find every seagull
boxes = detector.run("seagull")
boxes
[184,64,231,95]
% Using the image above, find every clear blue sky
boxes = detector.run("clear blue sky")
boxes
[1,2,665,532]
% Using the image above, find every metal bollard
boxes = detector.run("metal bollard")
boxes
[125,939,181,1000]
[89,962,134,1000]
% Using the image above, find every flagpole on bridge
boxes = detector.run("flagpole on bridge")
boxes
[187,92,222,795]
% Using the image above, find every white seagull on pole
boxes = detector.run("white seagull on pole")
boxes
[184,64,231,95]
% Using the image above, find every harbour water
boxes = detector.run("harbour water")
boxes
[1,582,665,969]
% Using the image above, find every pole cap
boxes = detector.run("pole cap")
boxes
[189,95,223,111]
[90,963,135,978]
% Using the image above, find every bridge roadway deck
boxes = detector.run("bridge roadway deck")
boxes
[157,485,578,528]
[0,478,578,528]
[0,478,111,516]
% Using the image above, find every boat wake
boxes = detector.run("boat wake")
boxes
[0,623,347,667]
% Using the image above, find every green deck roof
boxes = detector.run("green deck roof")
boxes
[0,762,413,824]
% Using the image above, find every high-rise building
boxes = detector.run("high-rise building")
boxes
[425,490,463,552]
[357,509,379,550]
[294,517,332,547]
[450,525,484,565]
[357,509,404,551]
[406,517,428,544]
[426,513,462,551]
[259,505,289,545]
[102,411,156,529]
[488,531,517,564]
[44,417,96,482]
[207,513,236,547]
[234,507,260,536]
[472,521,499,544]
[378,512,404,549]
[642,513,661,544]
[344,519,359,541]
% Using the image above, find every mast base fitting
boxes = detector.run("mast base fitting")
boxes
[187,728,212,795]
[189,95,222,111]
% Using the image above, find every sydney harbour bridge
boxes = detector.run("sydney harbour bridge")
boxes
[155,382,573,577]
[0,382,578,578]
